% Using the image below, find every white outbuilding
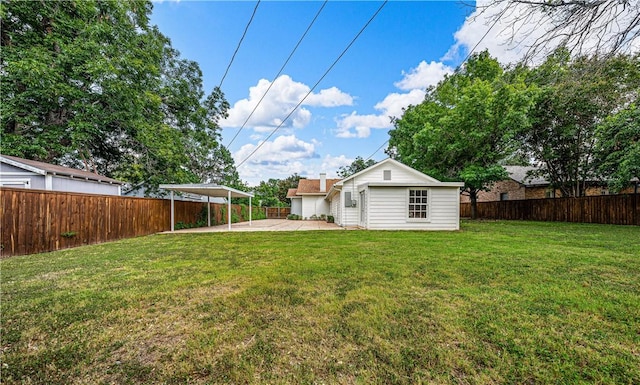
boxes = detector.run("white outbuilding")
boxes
[303,158,464,230]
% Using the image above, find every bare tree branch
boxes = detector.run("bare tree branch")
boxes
[477,0,640,61]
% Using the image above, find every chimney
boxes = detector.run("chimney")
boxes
[319,173,327,192]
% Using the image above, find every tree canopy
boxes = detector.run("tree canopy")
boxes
[252,174,304,207]
[517,49,639,197]
[388,51,538,217]
[337,156,376,178]
[0,0,238,195]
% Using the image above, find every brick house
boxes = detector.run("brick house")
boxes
[460,166,637,203]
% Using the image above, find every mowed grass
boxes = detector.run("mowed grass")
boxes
[1,221,639,384]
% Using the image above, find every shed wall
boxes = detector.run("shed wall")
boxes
[367,187,460,230]
[290,198,302,216]
[301,196,330,218]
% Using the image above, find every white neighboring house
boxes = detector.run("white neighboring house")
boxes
[0,154,124,195]
[324,158,464,230]
[286,174,341,219]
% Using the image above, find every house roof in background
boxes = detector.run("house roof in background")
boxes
[295,178,341,195]
[286,188,299,198]
[504,166,549,186]
[0,154,124,185]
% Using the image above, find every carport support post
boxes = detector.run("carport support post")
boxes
[170,191,175,232]
[227,190,232,231]
[207,196,211,227]
[249,196,252,226]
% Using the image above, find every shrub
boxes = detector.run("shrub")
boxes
[327,215,335,223]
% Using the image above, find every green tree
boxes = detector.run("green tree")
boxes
[594,104,640,193]
[518,50,639,197]
[388,52,538,218]
[253,179,281,207]
[337,156,376,178]
[0,0,236,194]
[252,174,304,207]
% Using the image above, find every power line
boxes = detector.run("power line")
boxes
[226,0,328,148]
[364,139,388,162]
[236,0,388,168]
[218,0,261,89]
[461,6,507,64]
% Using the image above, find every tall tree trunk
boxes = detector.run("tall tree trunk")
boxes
[470,190,478,220]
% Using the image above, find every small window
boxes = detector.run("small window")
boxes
[601,188,609,195]
[500,192,508,201]
[383,170,391,181]
[545,189,555,198]
[408,189,429,220]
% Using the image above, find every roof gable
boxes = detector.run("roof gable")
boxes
[337,158,440,186]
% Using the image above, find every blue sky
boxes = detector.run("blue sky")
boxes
[150,0,624,185]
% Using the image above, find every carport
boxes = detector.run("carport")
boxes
[159,184,254,231]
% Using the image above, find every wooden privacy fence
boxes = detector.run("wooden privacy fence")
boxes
[1,188,257,257]
[264,207,291,219]
[460,194,639,225]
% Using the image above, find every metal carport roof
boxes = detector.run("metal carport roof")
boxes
[160,184,254,231]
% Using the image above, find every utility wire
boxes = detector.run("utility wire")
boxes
[364,139,389,162]
[236,0,388,168]
[461,6,507,64]
[365,6,507,164]
[218,0,261,89]
[226,0,328,148]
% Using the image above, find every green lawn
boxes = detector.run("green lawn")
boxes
[2,220,639,384]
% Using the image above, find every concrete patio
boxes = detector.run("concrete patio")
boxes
[164,219,346,233]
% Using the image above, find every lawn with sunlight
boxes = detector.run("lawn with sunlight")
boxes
[2,220,639,384]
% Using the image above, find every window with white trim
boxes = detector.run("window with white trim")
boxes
[408,189,429,220]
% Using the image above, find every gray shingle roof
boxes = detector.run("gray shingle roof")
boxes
[1,154,124,184]
[504,166,549,186]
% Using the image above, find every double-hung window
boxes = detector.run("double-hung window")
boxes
[408,189,429,220]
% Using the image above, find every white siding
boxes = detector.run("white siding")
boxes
[326,159,462,230]
[51,176,121,195]
[290,198,302,216]
[367,186,460,230]
[330,194,341,225]
[301,196,330,219]
[0,163,46,189]
[341,186,359,227]
[338,163,437,227]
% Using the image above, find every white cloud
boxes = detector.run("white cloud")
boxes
[334,88,427,138]
[232,134,321,185]
[233,134,318,166]
[333,59,453,139]
[231,135,358,184]
[394,61,453,91]
[306,86,354,107]
[320,154,353,175]
[221,75,353,133]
